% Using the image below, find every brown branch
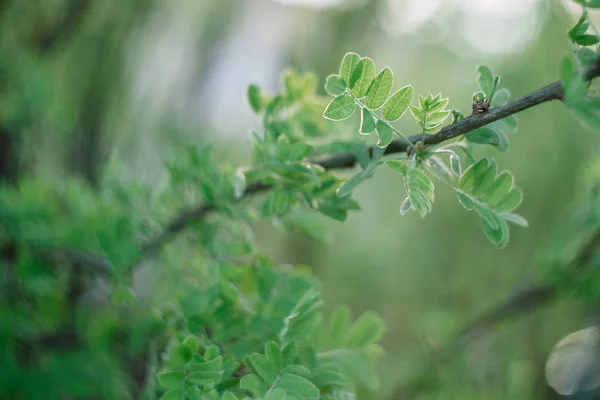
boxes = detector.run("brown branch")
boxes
[138,60,600,259]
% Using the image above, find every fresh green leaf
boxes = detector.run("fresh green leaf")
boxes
[350,57,376,98]
[240,374,266,398]
[385,160,408,176]
[160,388,184,400]
[323,94,356,121]
[477,65,495,98]
[569,11,590,40]
[382,85,414,121]
[339,52,361,85]
[249,353,277,386]
[360,108,376,134]
[587,0,600,8]
[248,84,263,113]
[491,88,510,107]
[375,120,394,148]
[158,371,184,389]
[573,34,600,46]
[399,198,411,215]
[401,167,434,217]
[560,56,575,91]
[456,158,524,247]
[169,344,193,366]
[449,152,461,176]
[465,127,508,152]
[365,68,393,110]
[577,48,598,65]
[502,213,529,227]
[345,312,385,348]
[274,373,319,400]
[336,170,367,198]
[325,75,347,96]
[264,388,287,400]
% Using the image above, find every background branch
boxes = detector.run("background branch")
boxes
[391,225,600,399]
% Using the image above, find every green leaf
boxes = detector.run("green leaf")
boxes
[587,0,600,8]
[577,48,598,65]
[187,357,224,385]
[264,388,287,400]
[266,187,293,216]
[360,108,376,134]
[365,68,393,110]
[328,307,351,347]
[339,52,361,85]
[288,142,313,161]
[183,336,200,353]
[382,85,414,121]
[169,344,193,366]
[399,197,411,215]
[569,11,589,40]
[240,374,266,398]
[477,65,495,98]
[248,84,263,113]
[402,167,434,217]
[449,152,461,176]
[491,88,510,107]
[158,371,184,389]
[221,392,239,400]
[573,34,600,46]
[185,386,203,400]
[456,157,524,247]
[323,94,356,121]
[160,388,184,400]
[480,213,509,248]
[560,56,574,91]
[375,120,394,148]
[282,364,312,378]
[274,373,319,400]
[385,160,408,176]
[465,127,508,152]
[456,192,473,210]
[265,341,283,374]
[249,353,277,386]
[345,312,385,348]
[336,170,366,198]
[325,75,347,96]
[502,213,529,227]
[350,57,376,98]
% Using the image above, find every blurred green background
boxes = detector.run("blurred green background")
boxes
[2,0,599,398]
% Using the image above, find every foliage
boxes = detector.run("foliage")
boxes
[1,1,600,399]
[322,52,526,247]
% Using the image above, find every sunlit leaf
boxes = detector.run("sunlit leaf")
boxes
[382,85,414,121]
[360,108,376,135]
[350,57,376,98]
[375,120,394,148]
[325,75,347,96]
[339,52,361,85]
[477,65,495,98]
[323,95,356,121]
[365,68,393,110]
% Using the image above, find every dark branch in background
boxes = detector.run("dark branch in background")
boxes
[391,226,600,400]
